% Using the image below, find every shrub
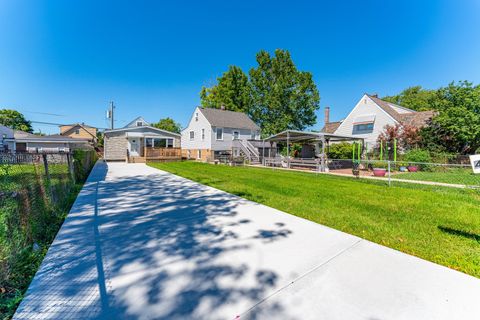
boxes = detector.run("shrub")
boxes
[328,142,353,159]
[403,149,432,171]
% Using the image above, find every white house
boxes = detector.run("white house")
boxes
[103,116,181,162]
[181,107,273,162]
[323,94,435,149]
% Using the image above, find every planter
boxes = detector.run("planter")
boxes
[407,165,418,172]
[373,168,387,177]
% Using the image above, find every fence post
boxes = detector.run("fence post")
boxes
[67,153,76,184]
[387,160,391,187]
[42,154,50,185]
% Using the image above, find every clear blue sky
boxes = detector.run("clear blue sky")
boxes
[1,0,479,133]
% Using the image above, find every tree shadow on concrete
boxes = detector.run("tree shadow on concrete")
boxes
[15,163,297,320]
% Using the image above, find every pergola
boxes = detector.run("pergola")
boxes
[263,130,364,171]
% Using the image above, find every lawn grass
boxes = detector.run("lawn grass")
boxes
[149,161,480,278]
[395,168,479,186]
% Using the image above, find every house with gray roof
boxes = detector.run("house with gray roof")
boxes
[103,116,181,163]
[1,125,90,153]
[323,94,435,149]
[181,107,274,162]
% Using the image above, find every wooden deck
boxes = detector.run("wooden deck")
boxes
[127,147,182,163]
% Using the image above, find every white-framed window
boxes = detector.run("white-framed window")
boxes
[136,121,143,126]
[233,131,239,140]
[195,113,199,121]
[251,131,255,139]
[201,128,205,140]
[190,131,195,140]
[234,148,240,157]
[75,129,80,134]
[167,138,174,148]
[216,127,223,140]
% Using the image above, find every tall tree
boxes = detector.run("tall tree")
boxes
[421,81,480,154]
[200,66,252,113]
[0,109,33,132]
[249,49,320,136]
[383,86,438,111]
[151,117,182,134]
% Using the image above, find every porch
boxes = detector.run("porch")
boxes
[126,135,182,163]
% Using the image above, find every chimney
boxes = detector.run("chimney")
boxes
[324,106,330,126]
[220,105,225,110]
[371,93,378,98]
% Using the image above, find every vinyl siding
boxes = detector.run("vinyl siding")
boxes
[334,94,398,148]
[181,107,212,150]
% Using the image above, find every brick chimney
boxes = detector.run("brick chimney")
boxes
[324,106,330,126]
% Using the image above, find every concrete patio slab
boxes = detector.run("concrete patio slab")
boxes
[14,162,480,320]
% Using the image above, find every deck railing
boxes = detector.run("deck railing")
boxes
[145,147,182,159]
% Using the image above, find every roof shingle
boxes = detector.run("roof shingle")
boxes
[200,107,260,131]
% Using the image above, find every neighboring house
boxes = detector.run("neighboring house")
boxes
[103,116,181,162]
[323,94,435,148]
[1,125,90,153]
[59,123,97,145]
[181,106,274,162]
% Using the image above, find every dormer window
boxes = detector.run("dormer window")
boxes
[136,121,143,127]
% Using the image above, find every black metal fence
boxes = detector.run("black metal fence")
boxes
[0,151,97,318]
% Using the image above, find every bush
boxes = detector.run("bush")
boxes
[403,149,432,171]
[328,142,353,159]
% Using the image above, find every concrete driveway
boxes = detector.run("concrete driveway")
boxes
[14,162,480,320]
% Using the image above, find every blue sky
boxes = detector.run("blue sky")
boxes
[0,0,479,133]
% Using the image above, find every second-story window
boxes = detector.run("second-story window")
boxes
[201,128,205,140]
[136,121,143,126]
[195,113,198,121]
[216,128,223,140]
[233,131,239,140]
[190,131,195,140]
[75,129,80,134]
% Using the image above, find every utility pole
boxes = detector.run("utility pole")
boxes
[108,101,115,129]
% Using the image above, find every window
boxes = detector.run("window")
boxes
[136,121,143,126]
[251,131,256,140]
[233,131,239,140]
[146,139,153,147]
[190,131,195,140]
[167,138,174,148]
[197,149,202,159]
[154,138,166,148]
[352,123,374,134]
[216,128,223,140]
[201,129,205,140]
[75,129,80,134]
[195,113,198,121]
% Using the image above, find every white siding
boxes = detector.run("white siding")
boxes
[211,127,253,151]
[334,94,398,148]
[181,107,212,150]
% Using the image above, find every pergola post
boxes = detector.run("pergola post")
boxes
[262,138,265,165]
[321,134,326,172]
[286,131,290,168]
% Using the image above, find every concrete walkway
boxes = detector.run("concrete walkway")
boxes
[14,162,480,320]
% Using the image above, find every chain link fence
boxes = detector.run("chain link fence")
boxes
[326,159,480,189]
[0,150,97,318]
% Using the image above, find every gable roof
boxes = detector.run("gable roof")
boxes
[60,123,97,139]
[321,121,342,134]
[104,125,181,136]
[199,107,260,131]
[124,116,149,128]
[367,94,435,128]
[60,123,96,128]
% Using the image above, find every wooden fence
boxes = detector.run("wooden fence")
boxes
[145,147,182,159]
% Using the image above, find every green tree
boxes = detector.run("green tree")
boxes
[249,49,320,136]
[383,86,438,111]
[151,117,182,134]
[200,66,252,113]
[0,109,33,132]
[421,81,480,154]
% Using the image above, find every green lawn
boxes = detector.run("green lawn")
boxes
[149,161,480,278]
[395,168,479,186]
